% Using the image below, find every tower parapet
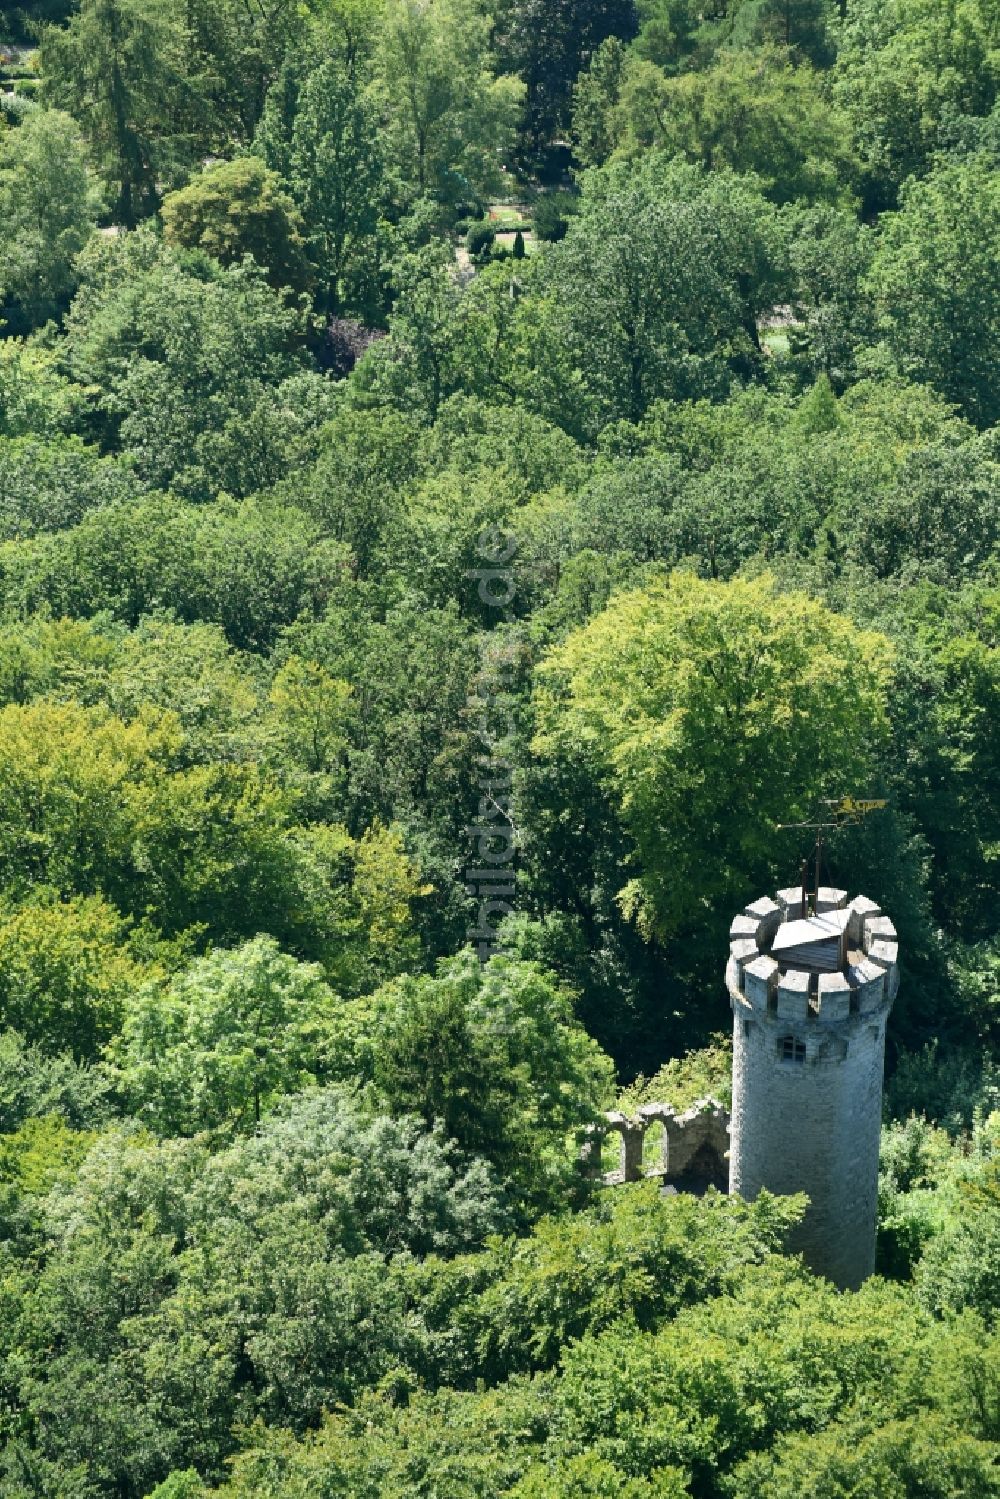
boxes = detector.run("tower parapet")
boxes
[727,887,896,1289]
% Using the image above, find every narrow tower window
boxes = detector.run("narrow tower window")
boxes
[778,1034,806,1065]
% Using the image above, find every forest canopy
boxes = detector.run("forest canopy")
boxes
[1,0,1000,1493]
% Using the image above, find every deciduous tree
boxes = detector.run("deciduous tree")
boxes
[867,153,1000,427]
[255,52,384,312]
[375,0,524,205]
[107,936,340,1132]
[0,107,102,329]
[533,572,893,937]
[161,157,311,292]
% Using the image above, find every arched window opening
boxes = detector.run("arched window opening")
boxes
[778,1034,806,1065]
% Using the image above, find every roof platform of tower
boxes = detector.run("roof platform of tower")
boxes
[726,886,899,1018]
[771,909,850,972]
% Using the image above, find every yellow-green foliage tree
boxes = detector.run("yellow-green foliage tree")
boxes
[0,700,427,991]
[533,572,893,938]
[106,935,340,1134]
[161,157,311,292]
[0,892,156,1058]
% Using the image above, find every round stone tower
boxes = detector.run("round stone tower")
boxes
[726,886,898,1290]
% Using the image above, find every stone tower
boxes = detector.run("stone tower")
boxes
[726,886,898,1289]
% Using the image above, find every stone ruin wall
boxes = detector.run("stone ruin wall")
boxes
[582,1098,731,1188]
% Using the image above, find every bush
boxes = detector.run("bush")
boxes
[453,196,486,224]
[0,92,33,126]
[533,191,578,242]
[466,222,496,261]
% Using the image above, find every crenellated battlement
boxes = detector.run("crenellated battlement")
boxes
[727,887,898,1029]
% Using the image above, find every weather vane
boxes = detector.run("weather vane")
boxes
[778,796,887,918]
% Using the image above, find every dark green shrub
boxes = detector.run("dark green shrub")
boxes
[532,191,578,243]
[466,221,496,261]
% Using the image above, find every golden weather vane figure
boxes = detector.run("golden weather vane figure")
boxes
[777,797,888,918]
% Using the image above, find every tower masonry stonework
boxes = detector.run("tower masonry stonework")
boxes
[726,886,898,1290]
